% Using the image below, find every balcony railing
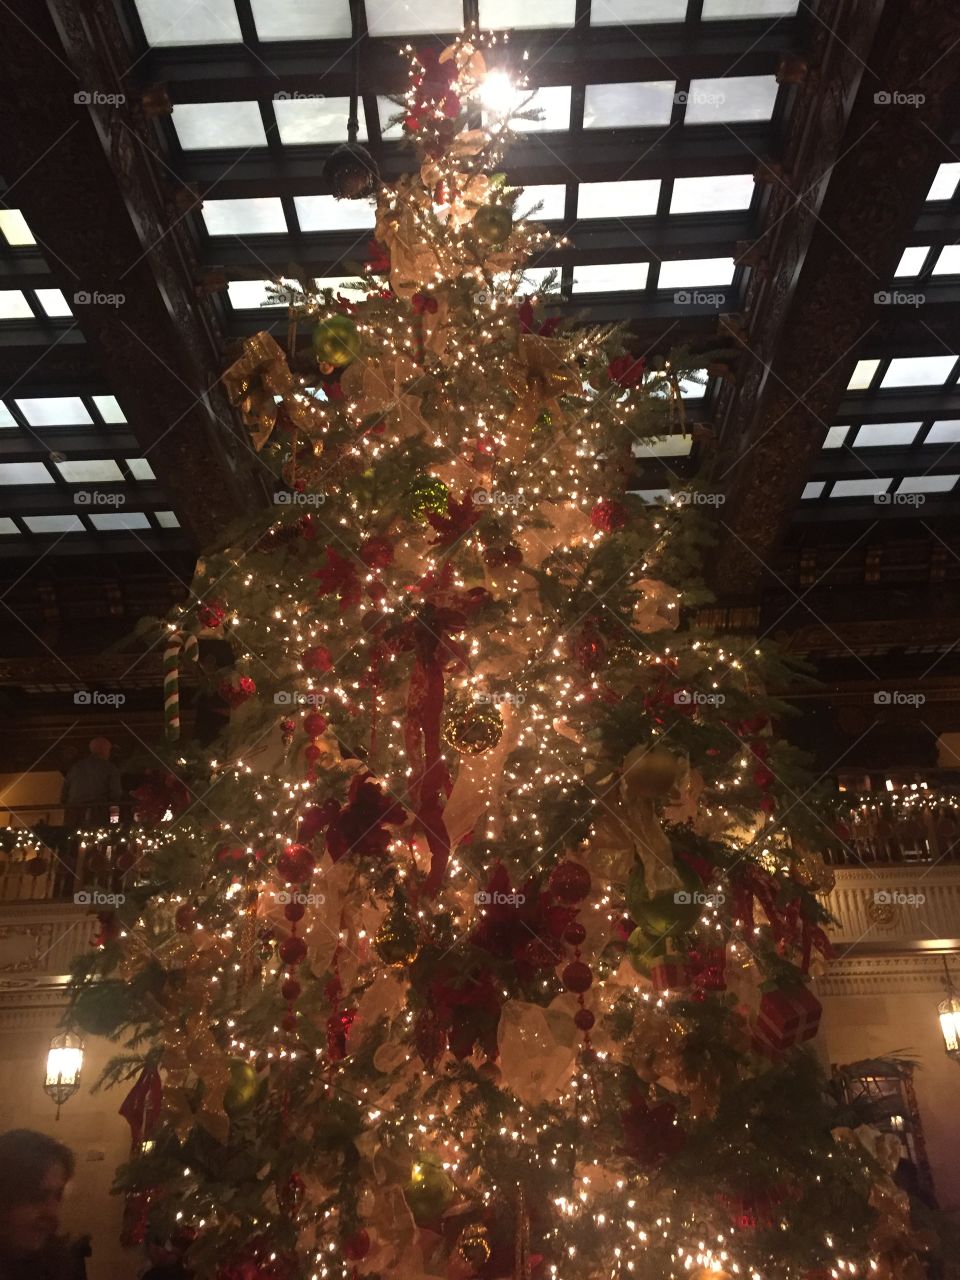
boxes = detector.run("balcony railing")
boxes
[829,787,960,867]
[0,804,137,904]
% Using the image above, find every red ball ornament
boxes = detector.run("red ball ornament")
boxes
[342,1230,371,1261]
[590,500,629,533]
[550,861,591,903]
[219,675,256,707]
[302,645,333,673]
[573,629,606,672]
[303,711,327,737]
[198,599,227,628]
[281,978,301,1001]
[284,902,305,923]
[282,1011,299,1032]
[360,536,394,569]
[276,844,315,883]
[304,744,323,764]
[174,904,196,932]
[562,960,593,993]
[278,935,308,966]
[574,1007,595,1031]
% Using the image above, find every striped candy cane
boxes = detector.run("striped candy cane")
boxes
[163,631,199,741]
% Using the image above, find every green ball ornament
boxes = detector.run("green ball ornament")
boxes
[474,204,513,246]
[312,314,361,368]
[223,1058,260,1117]
[405,1155,454,1227]
[632,890,701,941]
[405,475,449,522]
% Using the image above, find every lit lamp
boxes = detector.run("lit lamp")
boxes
[938,958,960,1063]
[44,1032,84,1118]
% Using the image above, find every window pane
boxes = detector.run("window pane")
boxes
[274,96,367,145]
[823,425,848,449]
[852,422,922,448]
[514,266,562,295]
[92,395,126,423]
[365,0,463,35]
[926,420,960,444]
[16,397,93,426]
[134,0,241,46]
[0,462,54,484]
[572,262,649,293]
[893,246,929,277]
[880,356,957,388]
[35,289,73,318]
[56,460,125,483]
[202,198,287,236]
[670,173,754,213]
[172,102,267,150]
[801,481,825,499]
[487,85,572,132]
[295,195,377,231]
[90,512,151,531]
[927,163,960,202]
[658,257,735,288]
[251,0,352,38]
[897,474,957,494]
[702,0,797,15]
[830,478,891,498]
[25,514,85,533]
[479,0,577,26]
[377,97,406,140]
[932,246,960,276]
[515,185,567,221]
[0,518,19,535]
[847,359,880,390]
[0,403,17,428]
[591,0,688,22]
[584,81,675,129]
[684,75,778,124]
[0,291,34,320]
[156,511,181,528]
[126,458,157,481]
[0,209,35,246]
[227,281,286,309]
[577,179,660,218]
[313,276,370,303]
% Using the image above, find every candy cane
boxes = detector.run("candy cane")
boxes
[163,631,199,741]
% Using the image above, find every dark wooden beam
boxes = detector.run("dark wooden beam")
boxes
[708,0,960,593]
[0,0,271,550]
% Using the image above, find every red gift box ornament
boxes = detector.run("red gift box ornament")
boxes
[650,944,692,993]
[752,984,821,1055]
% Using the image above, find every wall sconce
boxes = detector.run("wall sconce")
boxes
[938,958,960,1063]
[44,1032,84,1118]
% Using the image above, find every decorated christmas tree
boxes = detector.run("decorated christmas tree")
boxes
[72,35,924,1280]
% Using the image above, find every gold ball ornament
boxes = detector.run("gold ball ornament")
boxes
[374,903,419,968]
[223,1058,260,1117]
[312,314,361,367]
[405,474,449,522]
[443,700,503,756]
[621,744,681,799]
[405,1156,454,1226]
[473,204,513,246]
[790,847,835,892]
[457,1223,492,1269]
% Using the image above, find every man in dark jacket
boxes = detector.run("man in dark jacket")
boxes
[0,1130,77,1280]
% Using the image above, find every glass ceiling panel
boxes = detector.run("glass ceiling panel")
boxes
[634,437,693,457]
[926,420,960,444]
[134,0,241,46]
[880,356,958,388]
[684,76,778,124]
[35,289,72,318]
[0,462,54,485]
[823,425,848,448]
[658,256,735,288]
[572,262,649,293]
[92,395,126,423]
[514,185,567,221]
[157,511,181,528]
[365,0,464,36]
[670,173,754,213]
[90,512,152,531]
[227,280,286,309]
[274,96,367,145]
[313,276,371,303]
[487,86,572,133]
[801,481,826,500]
[932,246,960,276]
[202,198,287,236]
[577,179,660,218]
[56,460,125,483]
[702,0,797,16]
[377,97,406,140]
[16,397,93,426]
[0,403,17,428]
[0,291,34,320]
[847,359,880,390]
[295,195,377,231]
[591,0,688,21]
[0,209,35,246]
[0,518,18,535]
[893,246,929,277]
[830,478,891,498]
[251,0,352,38]
[926,163,960,202]
[127,458,157,481]
[897,474,957,493]
[852,422,922,448]
[479,0,577,25]
[583,82,675,130]
[514,266,561,296]
[25,515,84,533]
[172,102,267,150]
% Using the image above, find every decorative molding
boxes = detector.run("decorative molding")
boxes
[818,951,957,996]
[820,864,960,948]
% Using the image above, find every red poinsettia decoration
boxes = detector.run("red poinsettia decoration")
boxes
[197,598,226,628]
[304,771,406,862]
[620,1089,686,1168]
[425,493,482,546]
[131,770,191,826]
[469,863,576,976]
[517,296,561,337]
[363,238,391,275]
[311,547,361,611]
[219,675,256,708]
[607,353,647,388]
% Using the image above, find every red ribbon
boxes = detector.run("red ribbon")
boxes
[119,1064,162,1150]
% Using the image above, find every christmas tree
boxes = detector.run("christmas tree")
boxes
[72,35,924,1280]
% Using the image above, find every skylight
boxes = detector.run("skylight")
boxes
[294,195,377,232]
[226,280,286,310]
[893,246,929,277]
[0,209,35,246]
[364,0,464,36]
[702,0,797,15]
[684,76,779,124]
[56,460,125,483]
[926,163,960,202]
[572,262,649,293]
[634,437,693,457]
[202,198,287,237]
[313,277,370,303]
[590,0,688,21]
[156,511,181,528]
[90,512,152,531]
[250,0,352,39]
[127,458,157,481]
[583,82,675,130]
[801,481,826,499]
[92,395,127,423]
[35,289,73,318]
[880,356,958,388]
[659,257,735,288]
[851,422,922,448]
[377,98,406,140]
[0,403,17,428]
[670,173,754,214]
[932,246,960,276]
[0,518,18,535]
[0,463,54,485]
[514,185,567,221]
[479,0,577,26]
[896,474,958,494]
[134,0,241,46]
[926,420,960,444]
[0,291,34,320]
[577,180,660,219]
[172,102,267,150]
[847,359,880,391]
[274,96,367,146]
[823,426,849,448]
[15,397,93,426]
[24,515,84,533]
[830,478,892,498]
[492,86,572,133]
[515,267,562,296]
